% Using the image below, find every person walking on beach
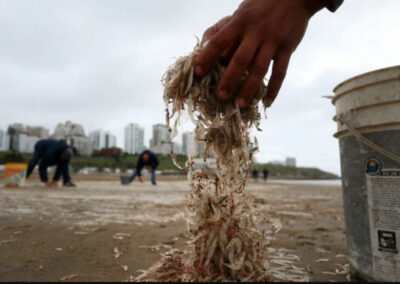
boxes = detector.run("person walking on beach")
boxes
[252,169,259,182]
[263,167,269,182]
[127,150,159,185]
[26,139,76,187]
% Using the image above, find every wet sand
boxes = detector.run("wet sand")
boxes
[0,175,351,282]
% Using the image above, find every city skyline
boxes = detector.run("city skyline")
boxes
[0,121,299,167]
[0,121,194,156]
[0,120,177,150]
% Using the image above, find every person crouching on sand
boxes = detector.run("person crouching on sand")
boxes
[127,150,159,185]
[26,139,76,187]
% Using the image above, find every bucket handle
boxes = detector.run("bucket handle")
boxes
[338,114,400,165]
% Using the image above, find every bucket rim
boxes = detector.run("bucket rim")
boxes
[332,65,400,105]
[5,162,28,167]
[333,65,400,93]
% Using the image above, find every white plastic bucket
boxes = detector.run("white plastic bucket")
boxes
[332,65,400,281]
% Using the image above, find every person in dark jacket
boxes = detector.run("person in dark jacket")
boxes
[252,169,259,182]
[262,167,269,182]
[127,150,159,185]
[26,139,76,187]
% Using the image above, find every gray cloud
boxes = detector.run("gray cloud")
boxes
[1,0,399,175]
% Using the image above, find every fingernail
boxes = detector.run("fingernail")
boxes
[195,66,202,76]
[236,98,246,108]
[218,89,228,100]
[264,98,272,107]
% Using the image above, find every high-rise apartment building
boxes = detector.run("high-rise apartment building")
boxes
[150,124,173,155]
[51,121,93,156]
[182,132,194,155]
[124,123,145,154]
[11,133,39,153]
[151,124,170,147]
[7,123,49,153]
[286,157,297,167]
[89,130,117,150]
[0,129,10,151]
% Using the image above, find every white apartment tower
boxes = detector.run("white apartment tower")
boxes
[151,124,170,147]
[89,130,117,150]
[286,157,297,167]
[149,124,172,155]
[124,123,144,154]
[0,129,10,151]
[51,121,93,156]
[7,123,49,154]
[182,132,194,155]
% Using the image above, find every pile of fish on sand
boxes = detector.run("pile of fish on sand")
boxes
[134,40,305,282]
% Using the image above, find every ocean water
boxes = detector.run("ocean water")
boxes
[270,179,342,186]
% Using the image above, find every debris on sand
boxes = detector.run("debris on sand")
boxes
[315,247,329,254]
[74,231,89,235]
[139,244,172,252]
[0,238,15,244]
[113,232,131,241]
[113,247,122,259]
[74,226,103,235]
[334,263,350,275]
[321,271,336,275]
[60,273,78,281]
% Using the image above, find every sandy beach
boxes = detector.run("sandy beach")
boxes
[0,175,351,282]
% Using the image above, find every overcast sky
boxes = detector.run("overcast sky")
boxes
[1,0,399,175]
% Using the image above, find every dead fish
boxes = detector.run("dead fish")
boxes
[60,274,78,281]
[322,271,337,275]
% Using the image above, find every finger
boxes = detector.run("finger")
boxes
[263,51,291,107]
[235,43,275,108]
[217,37,259,100]
[220,39,241,64]
[195,21,240,77]
[201,16,232,45]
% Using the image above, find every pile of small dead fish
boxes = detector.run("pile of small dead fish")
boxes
[135,40,282,282]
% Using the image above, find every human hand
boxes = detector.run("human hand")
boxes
[44,181,57,187]
[138,176,143,183]
[195,0,327,108]
[148,168,153,173]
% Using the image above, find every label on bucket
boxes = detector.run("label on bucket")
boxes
[366,168,400,281]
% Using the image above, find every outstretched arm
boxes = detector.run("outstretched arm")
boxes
[195,0,329,108]
[136,159,143,177]
[27,150,40,178]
